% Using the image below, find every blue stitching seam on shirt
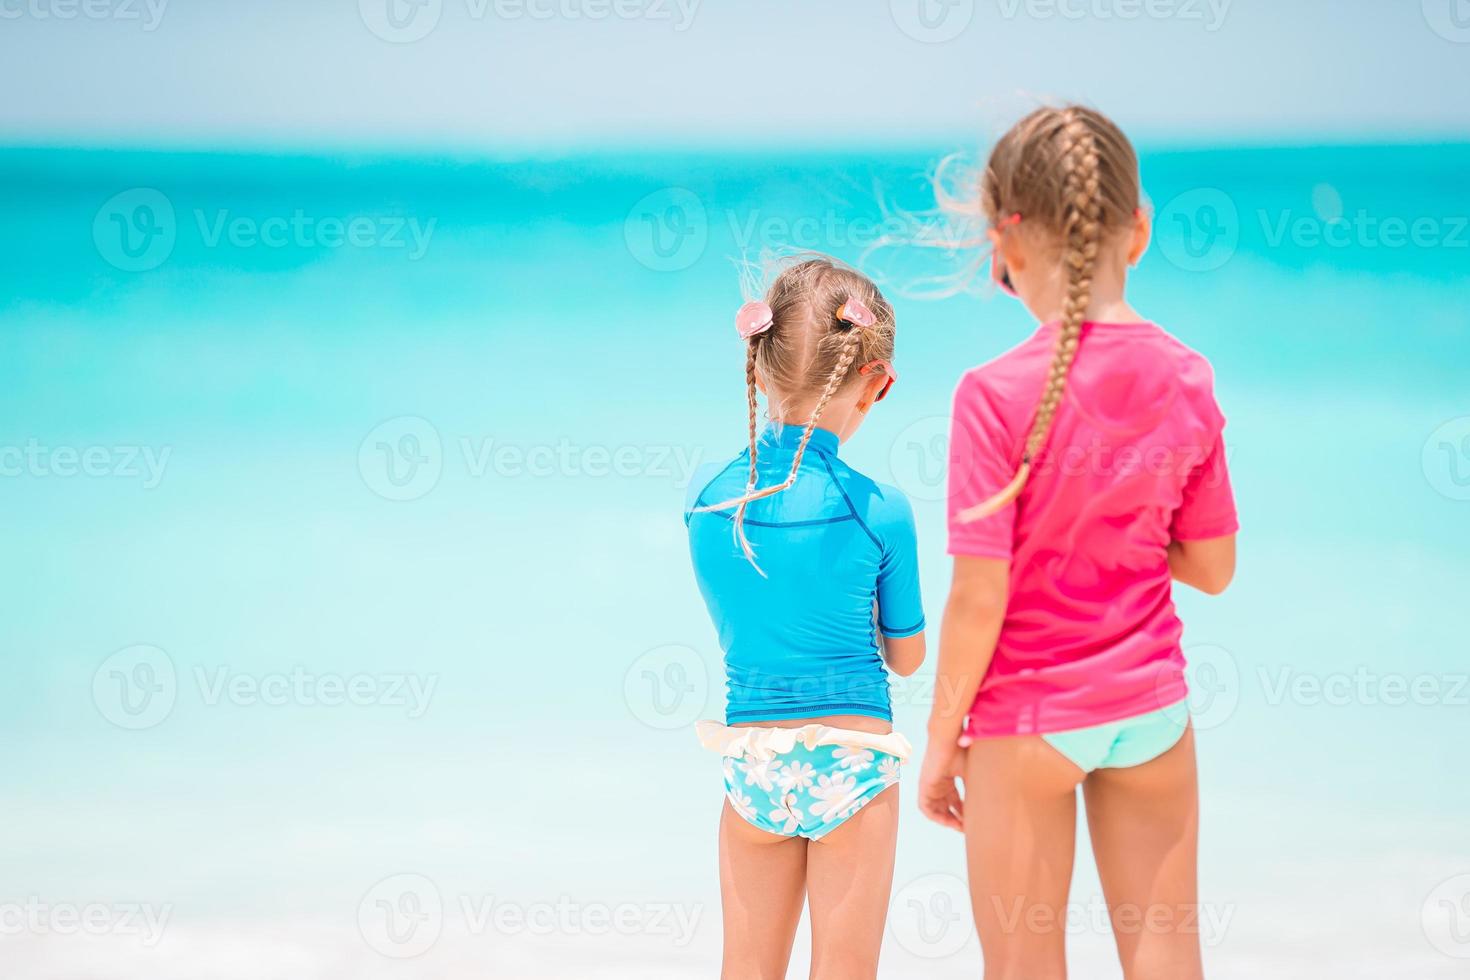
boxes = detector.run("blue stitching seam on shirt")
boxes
[701,512,856,529]
[817,453,881,551]
[727,703,891,721]
[867,586,882,655]
[879,617,925,636]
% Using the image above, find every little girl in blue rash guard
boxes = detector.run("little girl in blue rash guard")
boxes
[684,257,926,978]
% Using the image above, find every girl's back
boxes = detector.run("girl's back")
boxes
[949,319,1236,736]
[687,424,923,724]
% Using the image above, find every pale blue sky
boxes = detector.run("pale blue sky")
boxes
[1,0,1467,150]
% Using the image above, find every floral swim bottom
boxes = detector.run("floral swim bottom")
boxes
[696,721,911,840]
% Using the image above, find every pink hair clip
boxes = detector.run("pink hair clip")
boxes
[835,298,875,330]
[736,300,774,340]
[998,212,1022,227]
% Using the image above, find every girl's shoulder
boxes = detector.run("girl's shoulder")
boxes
[823,456,917,543]
[682,453,743,520]
[1144,321,1218,375]
[1133,323,1225,426]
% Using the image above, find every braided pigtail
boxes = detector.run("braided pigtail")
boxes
[730,341,762,565]
[959,109,1103,522]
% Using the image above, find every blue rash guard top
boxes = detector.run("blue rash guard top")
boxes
[684,423,926,724]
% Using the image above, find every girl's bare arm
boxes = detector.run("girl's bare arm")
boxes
[1168,534,1236,595]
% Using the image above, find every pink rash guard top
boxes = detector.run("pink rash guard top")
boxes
[947,321,1238,738]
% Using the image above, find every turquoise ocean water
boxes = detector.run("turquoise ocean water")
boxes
[2,142,1467,977]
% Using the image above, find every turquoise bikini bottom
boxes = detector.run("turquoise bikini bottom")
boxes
[697,721,911,840]
[1041,700,1190,773]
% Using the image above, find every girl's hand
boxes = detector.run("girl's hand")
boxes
[917,738,966,831]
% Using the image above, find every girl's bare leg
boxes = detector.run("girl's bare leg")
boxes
[1082,725,1203,980]
[964,736,1088,980]
[805,785,900,980]
[718,801,808,979]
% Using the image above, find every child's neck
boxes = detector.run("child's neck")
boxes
[769,416,845,437]
[1031,275,1142,326]
[769,403,857,444]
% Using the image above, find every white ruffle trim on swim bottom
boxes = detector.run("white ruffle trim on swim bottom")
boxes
[695,720,913,762]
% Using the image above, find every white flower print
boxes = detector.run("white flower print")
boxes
[739,756,780,793]
[778,760,816,791]
[878,756,901,785]
[722,757,736,785]
[767,792,804,834]
[833,746,875,772]
[727,789,757,823]
[808,772,862,823]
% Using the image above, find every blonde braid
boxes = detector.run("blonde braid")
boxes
[731,342,762,564]
[959,110,1102,522]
